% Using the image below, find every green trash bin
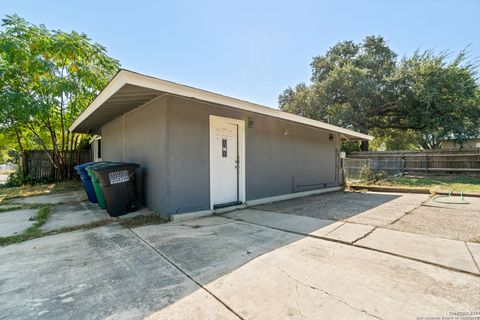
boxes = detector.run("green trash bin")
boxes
[86,162,113,209]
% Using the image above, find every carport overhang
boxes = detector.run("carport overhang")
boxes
[69,69,374,141]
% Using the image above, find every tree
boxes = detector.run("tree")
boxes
[279,36,480,150]
[280,36,397,150]
[0,15,120,178]
[391,51,480,149]
[368,129,421,151]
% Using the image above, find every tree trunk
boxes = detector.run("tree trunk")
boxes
[14,129,25,175]
[26,123,57,169]
[360,140,369,151]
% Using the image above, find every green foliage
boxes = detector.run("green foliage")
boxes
[5,168,56,187]
[359,165,375,181]
[5,171,24,187]
[359,165,387,182]
[280,36,396,135]
[279,36,480,150]
[375,170,387,181]
[392,51,480,149]
[0,15,120,179]
[341,141,361,154]
[369,129,421,151]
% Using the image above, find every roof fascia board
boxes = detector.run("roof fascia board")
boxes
[125,71,373,140]
[69,72,128,132]
[70,70,373,140]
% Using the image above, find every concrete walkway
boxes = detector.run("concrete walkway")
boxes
[388,205,480,242]
[225,207,480,275]
[0,190,156,236]
[0,225,203,319]
[201,236,480,320]
[1,190,480,319]
[10,190,87,205]
[0,209,37,237]
[356,228,480,274]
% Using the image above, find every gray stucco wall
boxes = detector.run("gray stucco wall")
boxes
[165,95,339,214]
[100,97,169,214]
[123,98,169,213]
[100,94,340,216]
[101,116,124,161]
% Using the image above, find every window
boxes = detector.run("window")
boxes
[97,139,102,159]
[222,139,227,157]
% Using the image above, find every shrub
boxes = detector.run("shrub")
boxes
[360,165,375,182]
[375,170,387,181]
[5,171,24,187]
[360,166,387,183]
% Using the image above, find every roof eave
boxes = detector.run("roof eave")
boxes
[69,69,373,141]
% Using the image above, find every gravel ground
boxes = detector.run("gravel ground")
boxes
[388,205,480,242]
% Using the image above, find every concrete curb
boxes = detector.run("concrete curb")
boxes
[349,185,431,194]
[349,185,480,198]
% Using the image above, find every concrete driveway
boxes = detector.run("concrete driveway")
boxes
[1,191,480,319]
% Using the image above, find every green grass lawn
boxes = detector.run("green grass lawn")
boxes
[0,180,82,204]
[351,175,480,193]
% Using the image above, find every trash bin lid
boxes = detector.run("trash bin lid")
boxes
[85,161,115,171]
[93,163,140,187]
[92,163,140,173]
[74,162,96,172]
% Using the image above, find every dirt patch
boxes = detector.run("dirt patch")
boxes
[388,206,480,242]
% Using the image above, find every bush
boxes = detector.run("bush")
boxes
[4,170,56,187]
[5,171,24,187]
[360,165,375,182]
[375,170,387,181]
[360,166,387,183]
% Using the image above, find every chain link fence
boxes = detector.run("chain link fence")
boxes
[343,158,403,181]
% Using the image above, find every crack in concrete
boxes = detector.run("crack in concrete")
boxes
[465,242,480,274]
[128,228,245,320]
[303,264,319,283]
[222,212,480,277]
[321,222,346,237]
[295,282,305,320]
[259,258,384,320]
[179,220,237,228]
[351,226,377,245]
[386,196,431,227]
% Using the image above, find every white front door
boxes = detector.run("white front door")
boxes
[210,118,239,206]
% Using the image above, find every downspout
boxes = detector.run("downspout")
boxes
[123,114,125,161]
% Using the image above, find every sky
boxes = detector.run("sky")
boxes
[1,0,479,108]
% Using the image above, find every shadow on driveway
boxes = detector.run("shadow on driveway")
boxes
[1,191,479,320]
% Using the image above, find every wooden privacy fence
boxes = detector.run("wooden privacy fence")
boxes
[348,148,480,174]
[22,150,92,181]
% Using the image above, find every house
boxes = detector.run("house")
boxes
[70,70,372,219]
[442,136,480,149]
[89,135,102,162]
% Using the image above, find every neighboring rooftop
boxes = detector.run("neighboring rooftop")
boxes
[69,69,373,141]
